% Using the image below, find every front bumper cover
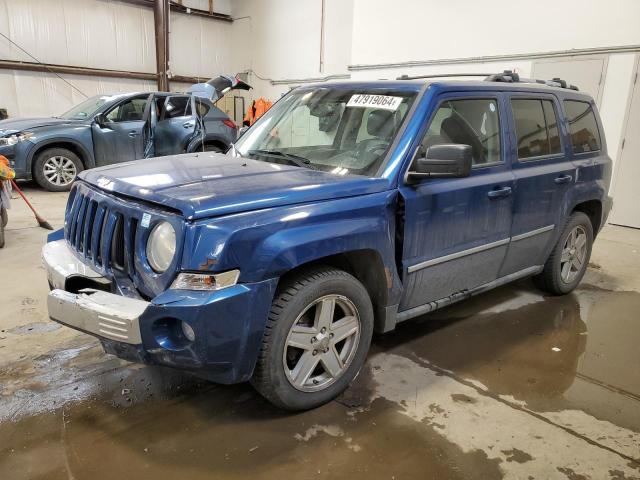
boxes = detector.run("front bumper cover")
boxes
[42,239,278,383]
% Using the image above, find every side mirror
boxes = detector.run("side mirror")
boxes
[94,113,108,128]
[407,144,472,183]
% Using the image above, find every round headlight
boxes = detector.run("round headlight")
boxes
[146,221,176,273]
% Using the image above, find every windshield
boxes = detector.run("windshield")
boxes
[59,94,124,120]
[234,87,416,176]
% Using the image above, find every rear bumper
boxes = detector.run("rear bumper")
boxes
[42,239,278,383]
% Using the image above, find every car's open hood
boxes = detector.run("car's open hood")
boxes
[79,152,389,220]
[187,74,252,103]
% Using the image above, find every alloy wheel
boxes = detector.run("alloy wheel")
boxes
[560,225,588,283]
[43,156,77,187]
[283,294,361,392]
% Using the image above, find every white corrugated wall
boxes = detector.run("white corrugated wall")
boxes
[0,0,235,117]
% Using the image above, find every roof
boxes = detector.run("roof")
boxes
[298,77,595,101]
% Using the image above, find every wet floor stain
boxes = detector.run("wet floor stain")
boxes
[1,281,639,479]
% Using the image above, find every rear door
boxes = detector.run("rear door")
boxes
[499,94,575,276]
[398,93,515,311]
[92,95,151,166]
[154,95,197,157]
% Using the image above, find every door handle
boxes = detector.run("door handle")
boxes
[487,186,512,199]
[128,131,138,138]
[554,174,573,185]
[183,121,195,129]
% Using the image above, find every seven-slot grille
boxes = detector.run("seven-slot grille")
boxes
[65,187,138,279]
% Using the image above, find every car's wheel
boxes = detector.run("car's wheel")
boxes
[251,266,374,411]
[33,148,83,192]
[203,144,224,153]
[533,212,593,295]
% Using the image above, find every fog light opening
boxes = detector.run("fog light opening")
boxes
[181,321,196,342]
[152,318,195,351]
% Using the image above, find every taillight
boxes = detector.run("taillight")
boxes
[222,119,236,129]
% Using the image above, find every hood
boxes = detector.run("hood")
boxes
[79,153,390,220]
[187,74,252,103]
[0,117,81,136]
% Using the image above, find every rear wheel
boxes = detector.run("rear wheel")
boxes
[251,266,373,411]
[203,144,225,153]
[33,148,83,192]
[534,212,593,295]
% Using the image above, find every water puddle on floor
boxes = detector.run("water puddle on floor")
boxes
[0,281,639,479]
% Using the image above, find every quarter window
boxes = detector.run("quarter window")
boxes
[564,100,601,153]
[512,99,561,159]
[421,99,501,166]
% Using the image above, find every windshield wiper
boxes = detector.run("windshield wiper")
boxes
[247,149,316,170]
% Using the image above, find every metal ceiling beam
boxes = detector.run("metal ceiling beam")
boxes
[0,59,157,81]
[115,0,233,22]
[154,0,170,91]
[0,59,207,86]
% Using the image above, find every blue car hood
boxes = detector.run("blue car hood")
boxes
[79,152,390,220]
[0,117,82,135]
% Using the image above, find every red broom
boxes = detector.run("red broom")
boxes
[10,180,53,230]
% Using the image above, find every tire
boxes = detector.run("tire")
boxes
[533,212,593,295]
[251,266,374,411]
[203,144,224,153]
[33,148,83,192]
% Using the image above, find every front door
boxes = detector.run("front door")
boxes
[154,95,198,157]
[499,94,575,276]
[398,94,514,311]
[92,95,150,166]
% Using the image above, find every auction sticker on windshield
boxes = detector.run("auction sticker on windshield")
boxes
[347,94,402,111]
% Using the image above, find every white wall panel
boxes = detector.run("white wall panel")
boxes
[0,0,156,73]
[169,11,234,78]
[351,0,640,67]
[231,0,354,101]
[0,70,155,118]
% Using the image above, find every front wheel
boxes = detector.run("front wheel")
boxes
[33,148,83,192]
[534,212,593,295]
[251,267,374,411]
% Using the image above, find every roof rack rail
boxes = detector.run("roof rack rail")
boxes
[485,70,579,90]
[396,73,494,80]
[397,70,579,91]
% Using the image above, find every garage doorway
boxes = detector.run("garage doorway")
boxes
[532,56,607,106]
[610,56,640,229]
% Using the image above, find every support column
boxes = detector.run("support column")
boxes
[154,0,170,91]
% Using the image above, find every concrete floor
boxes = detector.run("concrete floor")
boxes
[1,185,639,480]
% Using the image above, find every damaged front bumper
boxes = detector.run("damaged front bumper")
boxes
[48,289,146,344]
[42,239,278,383]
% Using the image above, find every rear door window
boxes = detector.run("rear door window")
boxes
[160,96,192,120]
[512,99,561,159]
[564,100,601,153]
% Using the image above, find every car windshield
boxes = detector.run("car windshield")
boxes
[234,87,417,176]
[59,94,124,120]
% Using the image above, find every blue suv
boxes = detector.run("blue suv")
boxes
[43,72,612,410]
[0,75,249,191]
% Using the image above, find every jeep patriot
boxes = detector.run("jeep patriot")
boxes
[43,72,613,410]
